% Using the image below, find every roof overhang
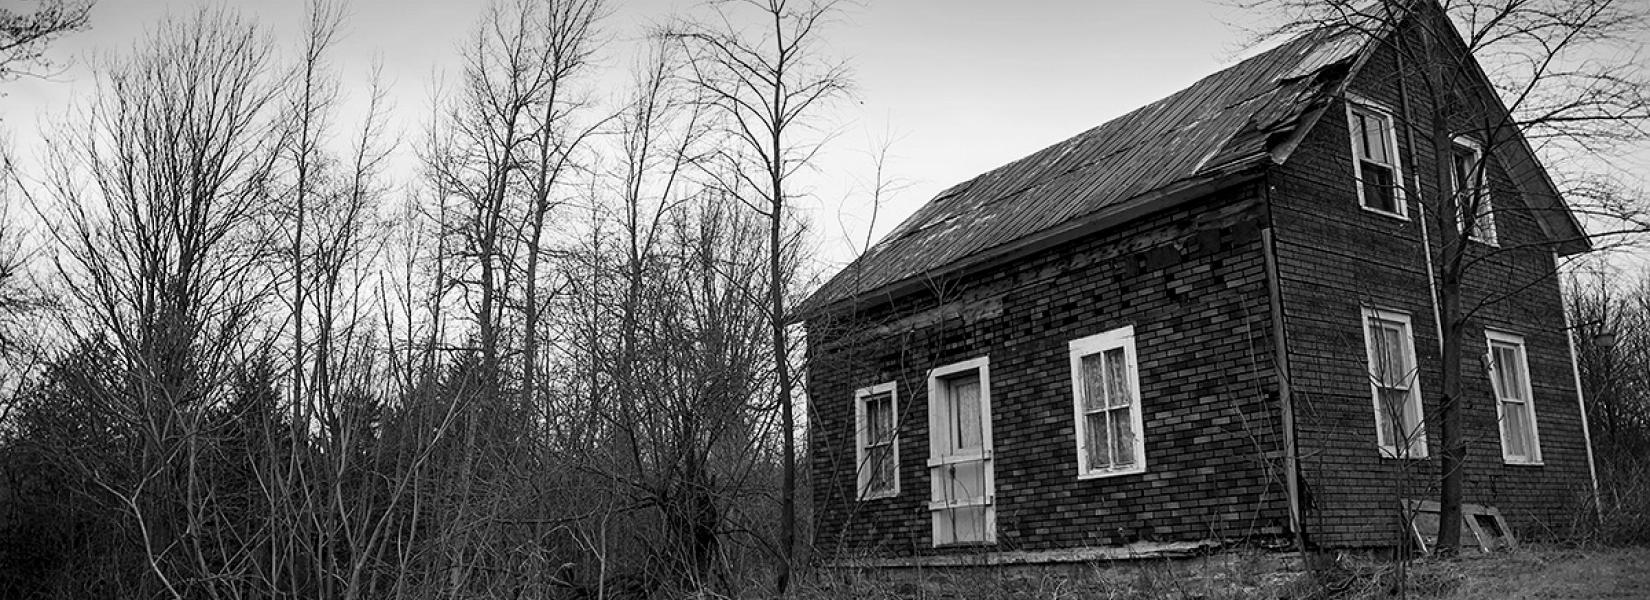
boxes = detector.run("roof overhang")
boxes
[795,156,1272,323]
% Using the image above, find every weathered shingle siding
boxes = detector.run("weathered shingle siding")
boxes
[1269,24,1593,549]
[808,185,1291,559]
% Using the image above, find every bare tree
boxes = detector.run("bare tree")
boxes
[1240,0,1650,554]
[270,2,342,593]
[0,0,874,595]
[0,0,91,83]
[34,7,284,595]
[1566,263,1650,541]
[0,0,90,412]
[0,148,46,360]
[420,0,611,592]
[669,1,851,589]
[520,0,603,414]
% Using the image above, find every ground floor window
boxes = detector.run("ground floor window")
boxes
[1363,308,1429,458]
[855,382,899,498]
[1068,326,1146,478]
[927,357,995,545]
[1487,331,1542,464]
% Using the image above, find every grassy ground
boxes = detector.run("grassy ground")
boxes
[1401,547,1650,600]
[797,546,1650,599]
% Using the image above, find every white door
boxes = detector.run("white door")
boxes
[928,358,995,545]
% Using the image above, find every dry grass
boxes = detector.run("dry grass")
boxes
[796,551,1311,599]
[1401,547,1650,600]
[790,546,1649,600]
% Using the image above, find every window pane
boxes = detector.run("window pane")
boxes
[1370,320,1408,387]
[1505,401,1529,457]
[1401,389,1424,439]
[867,394,893,444]
[1368,321,1389,383]
[1086,412,1111,469]
[933,511,955,545]
[1379,388,1409,447]
[1110,407,1136,467]
[868,445,893,492]
[1354,112,1372,159]
[1363,162,1397,212]
[1455,146,1491,241]
[943,506,987,543]
[1496,346,1525,401]
[941,460,987,502]
[1453,148,1475,189]
[1363,113,1390,164]
[1081,354,1107,411]
[1104,348,1131,409]
[950,376,982,451]
[1384,324,1408,384]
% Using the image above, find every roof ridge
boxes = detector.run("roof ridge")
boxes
[886,31,1343,241]
[800,26,1373,316]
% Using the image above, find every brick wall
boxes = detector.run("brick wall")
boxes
[807,185,1292,559]
[1268,17,1595,548]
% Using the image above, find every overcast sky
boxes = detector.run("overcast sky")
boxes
[1,0,1272,268]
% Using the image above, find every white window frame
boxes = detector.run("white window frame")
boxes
[927,357,994,465]
[1450,136,1498,245]
[854,382,900,499]
[1346,95,1407,219]
[927,357,995,546]
[1362,308,1429,458]
[1486,331,1543,465]
[1068,326,1147,479]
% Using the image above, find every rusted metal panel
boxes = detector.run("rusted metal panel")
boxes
[802,29,1369,315]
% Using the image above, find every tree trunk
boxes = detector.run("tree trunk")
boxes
[770,155,795,593]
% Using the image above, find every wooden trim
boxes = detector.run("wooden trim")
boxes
[822,540,1224,569]
[1261,227,1304,545]
[1557,267,1603,518]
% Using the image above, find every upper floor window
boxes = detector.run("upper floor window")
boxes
[1451,138,1497,244]
[1068,326,1147,478]
[1348,98,1405,217]
[1486,331,1542,464]
[855,382,900,499]
[1363,308,1428,458]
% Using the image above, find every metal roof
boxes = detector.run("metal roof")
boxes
[800,29,1369,315]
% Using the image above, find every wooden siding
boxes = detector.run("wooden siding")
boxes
[1268,16,1594,549]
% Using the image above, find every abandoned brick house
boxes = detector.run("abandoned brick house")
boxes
[799,5,1598,565]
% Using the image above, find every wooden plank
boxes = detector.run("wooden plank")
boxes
[822,540,1224,569]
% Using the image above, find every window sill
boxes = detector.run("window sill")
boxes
[1378,448,1430,460]
[1359,203,1410,221]
[1464,234,1499,247]
[858,490,899,501]
[1077,466,1147,480]
[932,540,996,549]
[1502,459,1543,467]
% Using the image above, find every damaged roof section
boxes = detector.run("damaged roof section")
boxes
[801,28,1369,316]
